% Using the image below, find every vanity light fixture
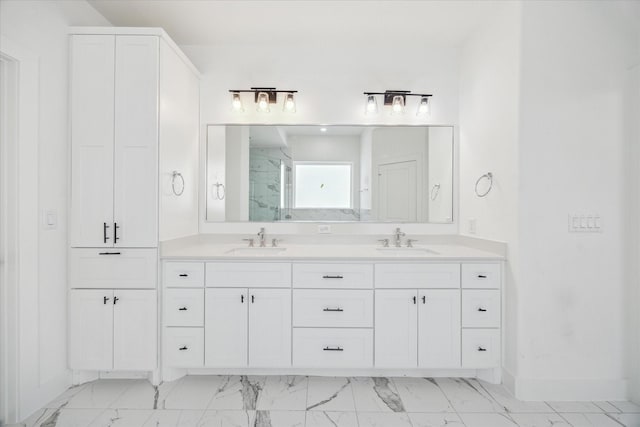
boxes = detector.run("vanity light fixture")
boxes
[417,95,430,116]
[391,95,405,114]
[228,87,299,114]
[231,92,244,112]
[363,90,432,116]
[365,95,378,115]
[283,92,296,113]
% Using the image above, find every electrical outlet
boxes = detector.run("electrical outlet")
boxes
[318,224,331,234]
[568,214,602,233]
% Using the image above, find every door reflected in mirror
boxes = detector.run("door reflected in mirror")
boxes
[206,125,453,224]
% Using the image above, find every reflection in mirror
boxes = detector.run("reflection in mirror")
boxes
[206,125,453,223]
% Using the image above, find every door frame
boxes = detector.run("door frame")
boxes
[0,35,42,423]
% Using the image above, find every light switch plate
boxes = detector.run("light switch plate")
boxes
[468,218,477,234]
[42,209,57,230]
[568,214,602,233]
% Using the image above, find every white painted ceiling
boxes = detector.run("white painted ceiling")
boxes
[87,0,506,47]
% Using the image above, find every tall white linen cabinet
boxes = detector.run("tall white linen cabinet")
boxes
[68,28,200,377]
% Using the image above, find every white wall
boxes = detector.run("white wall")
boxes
[0,0,111,421]
[516,1,638,400]
[458,0,522,387]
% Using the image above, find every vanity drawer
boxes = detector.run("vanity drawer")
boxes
[164,289,204,327]
[164,262,205,287]
[375,263,460,289]
[293,328,373,368]
[206,262,291,288]
[293,263,373,289]
[462,290,501,328]
[69,248,157,289]
[293,290,373,327]
[461,329,500,368]
[461,263,501,289]
[164,327,204,367]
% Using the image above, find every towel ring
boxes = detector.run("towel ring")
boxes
[213,182,225,200]
[475,172,493,198]
[171,171,185,196]
[430,184,441,201]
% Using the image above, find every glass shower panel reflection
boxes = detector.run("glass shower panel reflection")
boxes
[249,150,292,221]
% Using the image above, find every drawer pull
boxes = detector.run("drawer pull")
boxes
[113,296,119,305]
[422,296,426,304]
[179,346,188,351]
[322,275,344,279]
[99,252,121,255]
[478,347,487,352]
[178,273,189,277]
[477,307,487,312]
[241,295,244,303]
[178,307,188,311]
[323,346,344,352]
[477,274,487,279]
[103,222,110,243]
[323,307,344,312]
[413,296,417,304]
[103,296,110,305]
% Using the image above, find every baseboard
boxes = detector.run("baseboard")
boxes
[501,367,516,396]
[514,377,628,401]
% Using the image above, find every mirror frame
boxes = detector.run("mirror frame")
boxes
[199,124,459,234]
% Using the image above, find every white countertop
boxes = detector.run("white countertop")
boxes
[160,242,504,261]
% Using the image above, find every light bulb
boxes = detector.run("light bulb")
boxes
[256,92,270,112]
[231,92,243,112]
[417,96,430,116]
[283,93,296,113]
[365,95,378,115]
[391,95,405,114]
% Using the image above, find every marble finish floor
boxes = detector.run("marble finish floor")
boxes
[16,376,640,427]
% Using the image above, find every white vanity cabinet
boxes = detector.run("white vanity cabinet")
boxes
[161,258,502,380]
[69,289,157,371]
[203,262,292,368]
[374,267,461,369]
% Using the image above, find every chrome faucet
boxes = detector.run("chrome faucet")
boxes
[394,227,405,247]
[257,227,267,247]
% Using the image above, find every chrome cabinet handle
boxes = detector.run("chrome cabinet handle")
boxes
[323,346,344,352]
[323,307,344,312]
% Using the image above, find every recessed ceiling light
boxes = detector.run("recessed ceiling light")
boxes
[320,128,327,132]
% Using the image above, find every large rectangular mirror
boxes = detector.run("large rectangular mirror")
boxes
[206,125,453,223]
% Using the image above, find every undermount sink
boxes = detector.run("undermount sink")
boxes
[376,247,439,255]
[226,247,287,256]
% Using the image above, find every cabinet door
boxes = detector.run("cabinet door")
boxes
[113,290,157,370]
[205,288,248,367]
[248,289,291,367]
[69,290,114,370]
[70,35,115,247]
[113,35,159,247]
[374,290,418,368]
[418,289,461,368]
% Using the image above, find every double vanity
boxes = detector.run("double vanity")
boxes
[66,26,504,387]
[160,235,504,384]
